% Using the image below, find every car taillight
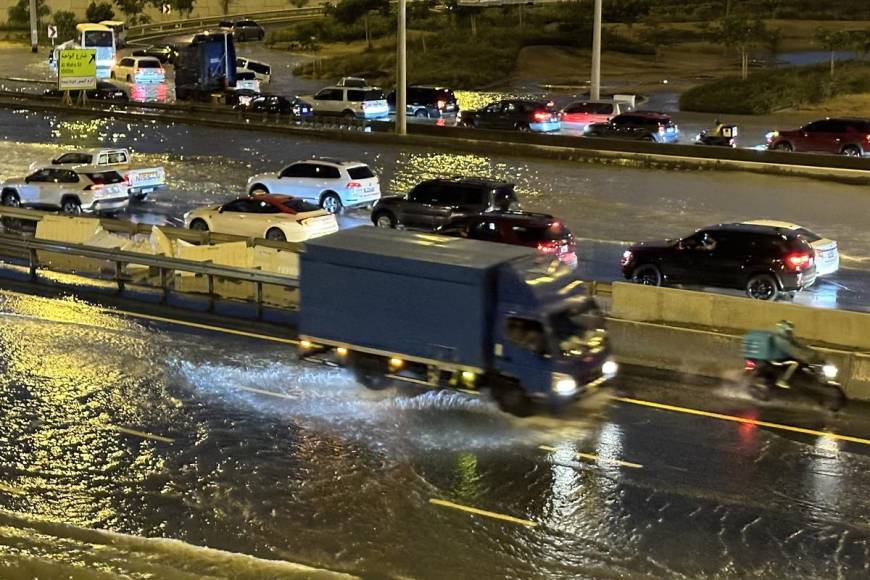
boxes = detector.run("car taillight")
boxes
[744,359,757,371]
[347,181,361,189]
[537,240,561,254]
[620,250,633,266]
[533,111,550,122]
[865,133,870,142]
[123,175,131,186]
[785,252,813,271]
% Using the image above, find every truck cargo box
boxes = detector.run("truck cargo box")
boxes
[300,227,537,369]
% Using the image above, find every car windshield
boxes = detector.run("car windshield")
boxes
[137,60,161,68]
[84,171,124,185]
[282,199,320,213]
[246,62,271,75]
[84,30,114,47]
[794,227,822,243]
[492,186,517,209]
[347,166,374,179]
[550,301,606,355]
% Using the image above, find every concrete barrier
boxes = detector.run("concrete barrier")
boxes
[611,282,870,351]
[608,318,870,401]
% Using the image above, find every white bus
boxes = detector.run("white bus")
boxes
[76,23,116,79]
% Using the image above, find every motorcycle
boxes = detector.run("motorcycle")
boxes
[695,123,738,147]
[743,358,846,411]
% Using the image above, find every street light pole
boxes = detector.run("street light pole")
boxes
[28,0,38,53]
[396,0,407,135]
[591,0,602,100]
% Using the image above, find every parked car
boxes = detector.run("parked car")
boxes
[230,20,265,41]
[584,112,679,143]
[247,159,379,214]
[236,57,271,83]
[184,195,338,242]
[386,85,459,118]
[1,166,129,214]
[560,100,629,127]
[371,177,518,230]
[131,44,178,64]
[459,99,561,132]
[436,211,577,266]
[43,80,128,101]
[302,85,389,119]
[234,95,313,118]
[620,223,818,301]
[766,118,870,156]
[111,56,165,84]
[30,148,166,201]
[741,220,839,276]
[234,70,260,92]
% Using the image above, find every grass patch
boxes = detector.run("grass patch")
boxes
[679,61,870,114]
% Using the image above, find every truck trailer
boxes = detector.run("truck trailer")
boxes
[299,227,617,416]
[174,31,237,101]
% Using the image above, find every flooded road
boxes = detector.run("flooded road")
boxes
[1,290,870,578]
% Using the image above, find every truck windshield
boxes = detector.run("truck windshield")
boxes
[550,301,605,355]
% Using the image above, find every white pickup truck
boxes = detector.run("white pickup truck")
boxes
[30,148,166,200]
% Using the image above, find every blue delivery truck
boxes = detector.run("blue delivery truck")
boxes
[174,31,237,101]
[299,227,617,416]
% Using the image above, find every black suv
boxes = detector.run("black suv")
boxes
[584,111,679,143]
[386,86,459,118]
[371,178,518,230]
[621,223,817,300]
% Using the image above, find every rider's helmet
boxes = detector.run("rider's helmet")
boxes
[776,320,795,338]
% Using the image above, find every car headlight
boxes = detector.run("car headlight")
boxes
[551,372,577,396]
[602,359,619,379]
[822,364,838,379]
[620,250,633,266]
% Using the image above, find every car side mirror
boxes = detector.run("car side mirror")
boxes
[677,240,686,250]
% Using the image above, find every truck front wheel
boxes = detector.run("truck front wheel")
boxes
[494,380,534,417]
[350,354,391,390]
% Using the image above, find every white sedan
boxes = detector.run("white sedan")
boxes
[247,159,381,214]
[743,220,839,276]
[184,195,338,242]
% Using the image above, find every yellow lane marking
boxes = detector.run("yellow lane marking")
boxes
[0,288,299,346]
[0,482,26,495]
[104,424,175,444]
[429,498,538,528]
[236,385,296,400]
[538,445,643,469]
[613,396,870,447]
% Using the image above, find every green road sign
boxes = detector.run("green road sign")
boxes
[58,49,97,91]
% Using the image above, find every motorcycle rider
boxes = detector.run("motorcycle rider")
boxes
[710,117,726,137]
[754,320,817,388]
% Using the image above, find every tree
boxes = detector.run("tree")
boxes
[639,24,675,63]
[7,0,50,28]
[86,2,115,22]
[219,0,233,15]
[711,16,769,79]
[53,10,78,42]
[113,0,147,23]
[172,0,196,18]
[333,0,389,49]
[815,29,852,78]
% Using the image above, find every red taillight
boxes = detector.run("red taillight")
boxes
[744,359,757,370]
[865,133,870,142]
[123,175,131,186]
[533,111,551,123]
[785,252,813,271]
[347,181,361,189]
[537,240,567,254]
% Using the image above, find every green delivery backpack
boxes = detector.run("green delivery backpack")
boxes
[741,330,776,360]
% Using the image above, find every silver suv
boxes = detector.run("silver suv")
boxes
[1,167,129,214]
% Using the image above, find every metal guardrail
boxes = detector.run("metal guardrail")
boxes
[128,7,325,40]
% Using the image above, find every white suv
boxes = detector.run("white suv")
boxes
[247,159,381,214]
[1,167,129,214]
[111,56,165,84]
[303,86,389,119]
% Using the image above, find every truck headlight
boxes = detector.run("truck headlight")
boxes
[551,373,577,396]
[603,359,619,379]
[822,364,838,379]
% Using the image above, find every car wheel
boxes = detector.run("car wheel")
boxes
[631,264,662,286]
[249,184,269,196]
[61,198,82,215]
[641,135,656,142]
[266,228,287,242]
[773,141,793,152]
[320,192,342,214]
[463,118,476,128]
[126,75,132,83]
[414,109,428,118]
[746,274,779,301]
[258,31,264,41]
[494,380,534,417]
[842,146,861,157]
[350,355,391,390]
[343,110,356,120]
[189,219,209,232]
[516,123,530,132]
[373,212,397,228]
[1,190,20,207]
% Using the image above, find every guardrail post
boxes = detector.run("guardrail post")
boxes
[160,267,169,303]
[28,247,37,279]
[255,281,263,319]
[207,273,214,312]
[114,260,125,292]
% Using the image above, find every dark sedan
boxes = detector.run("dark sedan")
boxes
[44,81,128,102]
[132,44,178,65]
[234,95,313,118]
[459,99,561,132]
[584,111,679,143]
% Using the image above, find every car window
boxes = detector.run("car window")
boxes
[483,102,501,114]
[236,58,247,67]
[315,89,342,101]
[502,102,518,113]
[409,182,438,204]
[805,120,835,132]
[136,59,160,68]
[84,171,123,185]
[468,220,502,242]
[55,152,92,164]
[611,115,634,125]
[281,198,320,213]
[347,166,374,179]
[27,169,51,182]
[119,58,133,67]
[311,164,341,179]
[222,199,256,212]
[794,227,822,243]
[247,61,270,75]
[491,186,517,209]
[506,317,547,354]
[252,199,281,214]
[347,89,365,102]
[106,151,127,164]
[280,163,308,178]
[54,169,80,183]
